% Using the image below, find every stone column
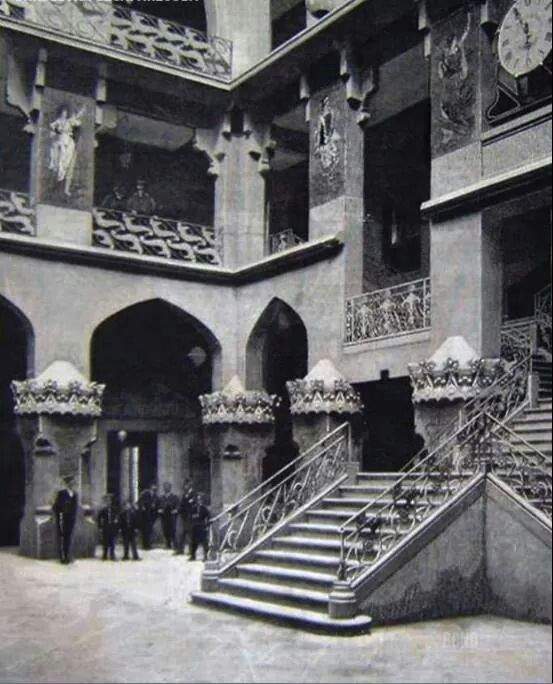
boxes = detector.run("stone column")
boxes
[199,376,277,516]
[287,359,363,480]
[408,336,502,447]
[11,361,105,559]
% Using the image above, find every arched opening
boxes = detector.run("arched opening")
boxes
[90,299,220,508]
[0,297,34,546]
[116,0,207,33]
[246,299,308,479]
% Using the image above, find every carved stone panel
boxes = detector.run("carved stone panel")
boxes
[431,7,479,158]
[35,87,95,210]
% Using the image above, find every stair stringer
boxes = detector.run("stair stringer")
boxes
[345,474,552,626]
[484,475,552,624]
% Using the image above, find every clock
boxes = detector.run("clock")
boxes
[498,0,553,78]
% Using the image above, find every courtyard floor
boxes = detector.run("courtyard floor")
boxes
[0,547,551,684]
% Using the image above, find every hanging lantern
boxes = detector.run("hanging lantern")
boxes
[117,429,128,444]
[188,346,207,367]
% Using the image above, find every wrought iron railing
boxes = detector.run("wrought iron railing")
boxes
[269,229,306,255]
[207,423,351,571]
[0,1,232,79]
[92,208,222,265]
[0,188,35,236]
[344,277,431,345]
[500,317,538,362]
[337,408,551,584]
[535,284,552,355]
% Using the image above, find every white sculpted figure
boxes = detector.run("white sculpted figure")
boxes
[48,104,85,196]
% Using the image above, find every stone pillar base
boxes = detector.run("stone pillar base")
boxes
[200,561,221,593]
[328,581,359,620]
[19,506,96,560]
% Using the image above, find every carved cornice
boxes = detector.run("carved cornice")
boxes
[199,376,279,425]
[11,361,105,417]
[408,337,503,404]
[287,359,362,415]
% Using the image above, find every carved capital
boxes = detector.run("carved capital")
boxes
[287,359,363,415]
[11,361,105,417]
[199,376,279,426]
[193,115,230,178]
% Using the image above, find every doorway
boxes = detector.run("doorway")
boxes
[107,431,158,505]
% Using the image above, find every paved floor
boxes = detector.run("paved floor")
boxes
[0,547,551,684]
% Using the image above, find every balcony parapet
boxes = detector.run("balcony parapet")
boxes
[0,188,35,236]
[269,229,306,255]
[92,208,222,266]
[0,1,232,81]
[344,277,431,346]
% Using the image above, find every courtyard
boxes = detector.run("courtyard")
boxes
[0,547,550,684]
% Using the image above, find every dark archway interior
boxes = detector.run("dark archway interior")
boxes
[248,301,308,479]
[355,377,421,472]
[116,0,207,33]
[0,300,30,546]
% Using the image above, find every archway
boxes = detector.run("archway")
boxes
[246,299,308,479]
[90,299,221,507]
[0,296,34,546]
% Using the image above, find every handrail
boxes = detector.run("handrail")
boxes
[347,276,431,305]
[210,422,348,524]
[484,412,550,462]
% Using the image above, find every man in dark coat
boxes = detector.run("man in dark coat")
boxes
[52,475,78,564]
[138,484,159,550]
[119,499,141,561]
[158,482,179,550]
[189,493,211,561]
[174,480,195,556]
[97,494,119,561]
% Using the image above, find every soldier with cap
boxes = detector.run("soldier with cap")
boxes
[189,492,211,561]
[97,493,119,561]
[52,475,78,564]
[158,482,179,550]
[119,498,141,561]
[138,483,159,550]
[174,479,195,556]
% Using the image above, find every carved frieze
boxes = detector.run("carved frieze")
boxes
[11,361,105,417]
[200,376,279,426]
[287,359,362,415]
[408,336,502,403]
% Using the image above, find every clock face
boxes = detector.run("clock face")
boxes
[498,0,553,78]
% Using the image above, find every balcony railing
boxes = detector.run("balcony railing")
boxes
[344,277,431,345]
[269,229,306,255]
[0,189,35,236]
[0,1,232,79]
[92,208,222,265]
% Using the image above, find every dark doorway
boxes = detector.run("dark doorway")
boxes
[355,377,420,472]
[0,298,32,546]
[107,431,158,505]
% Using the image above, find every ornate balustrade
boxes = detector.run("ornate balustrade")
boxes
[337,407,551,583]
[535,284,552,355]
[269,229,306,255]
[208,423,350,570]
[92,208,222,265]
[0,1,232,79]
[344,277,431,345]
[500,317,537,362]
[0,189,35,236]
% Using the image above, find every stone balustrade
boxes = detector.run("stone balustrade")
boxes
[92,208,222,265]
[0,0,232,79]
[0,188,35,236]
[344,277,431,345]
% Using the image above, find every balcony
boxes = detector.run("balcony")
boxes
[92,208,222,266]
[344,277,431,345]
[269,229,306,255]
[0,1,232,80]
[0,189,35,236]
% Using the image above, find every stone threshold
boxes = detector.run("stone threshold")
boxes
[0,232,343,285]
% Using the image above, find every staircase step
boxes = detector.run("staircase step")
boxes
[254,548,341,570]
[236,563,336,590]
[217,577,329,611]
[272,535,342,556]
[190,592,372,635]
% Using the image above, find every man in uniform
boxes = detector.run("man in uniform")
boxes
[138,483,159,550]
[158,482,179,550]
[189,492,211,561]
[97,493,119,561]
[174,479,195,556]
[52,475,78,564]
[126,179,156,215]
[119,498,141,561]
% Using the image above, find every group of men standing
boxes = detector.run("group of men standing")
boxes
[52,476,210,564]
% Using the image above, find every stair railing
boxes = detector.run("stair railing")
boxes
[207,422,351,571]
[337,406,551,584]
[535,283,552,356]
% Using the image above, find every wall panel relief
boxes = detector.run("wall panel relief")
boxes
[36,87,95,210]
[431,8,479,157]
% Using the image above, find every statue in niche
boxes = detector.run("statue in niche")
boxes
[48,104,86,197]
[315,96,341,174]
[437,11,474,146]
